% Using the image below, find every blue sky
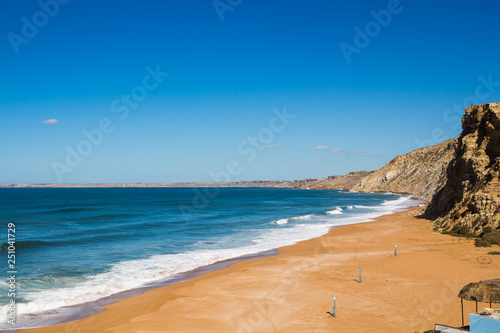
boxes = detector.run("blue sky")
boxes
[1,0,499,184]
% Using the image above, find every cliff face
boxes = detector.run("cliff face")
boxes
[300,140,456,201]
[426,103,500,234]
[352,139,457,201]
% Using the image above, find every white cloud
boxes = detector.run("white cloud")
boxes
[305,145,330,150]
[304,146,348,153]
[42,119,58,125]
[261,144,277,148]
[330,148,347,153]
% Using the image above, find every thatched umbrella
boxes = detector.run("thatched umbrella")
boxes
[457,278,500,326]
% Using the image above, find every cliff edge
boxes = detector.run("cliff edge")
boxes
[426,103,500,235]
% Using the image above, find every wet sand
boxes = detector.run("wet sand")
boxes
[19,207,499,332]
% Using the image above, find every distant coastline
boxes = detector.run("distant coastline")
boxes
[0,180,309,188]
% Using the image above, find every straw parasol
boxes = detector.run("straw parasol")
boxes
[457,278,500,326]
[458,278,500,303]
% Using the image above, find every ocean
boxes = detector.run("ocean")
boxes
[0,187,418,329]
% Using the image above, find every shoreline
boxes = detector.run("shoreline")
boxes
[4,192,415,331]
[16,207,500,332]
[7,249,279,331]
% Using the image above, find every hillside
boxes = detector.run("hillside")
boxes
[298,140,457,201]
[351,139,457,200]
[295,171,374,190]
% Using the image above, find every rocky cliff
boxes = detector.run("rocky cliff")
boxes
[426,103,500,234]
[351,139,457,201]
[298,140,456,201]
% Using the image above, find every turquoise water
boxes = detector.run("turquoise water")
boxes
[0,187,416,328]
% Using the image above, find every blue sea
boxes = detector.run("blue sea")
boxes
[0,187,417,328]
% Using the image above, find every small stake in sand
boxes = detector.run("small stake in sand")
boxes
[394,244,397,256]
[358,267,362,283]
[332,296,337,317]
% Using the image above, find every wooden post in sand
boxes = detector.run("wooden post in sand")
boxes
[358,267,362,283]
[461,298,464,327]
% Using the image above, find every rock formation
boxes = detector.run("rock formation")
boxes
[351,139,457,201]
[426,103,500,234]
[298,140,456,201]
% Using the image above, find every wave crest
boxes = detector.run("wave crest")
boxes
[326,207,343,215]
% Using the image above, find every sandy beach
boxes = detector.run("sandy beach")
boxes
[18,207,499,333]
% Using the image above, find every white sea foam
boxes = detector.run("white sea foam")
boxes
[382,196,410,205]
[0,195,419,328]
[273,218,289,225]
[291,214,314,220]
[270,214,314,225]
[326,207,343,215]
